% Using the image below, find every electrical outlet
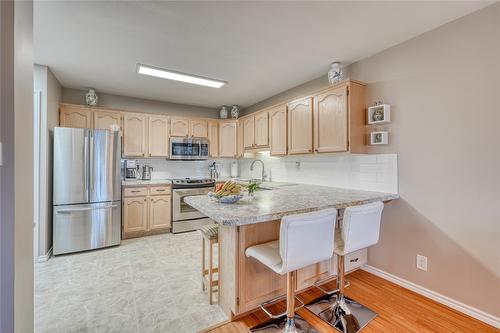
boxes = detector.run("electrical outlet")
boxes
[416,254,428,271]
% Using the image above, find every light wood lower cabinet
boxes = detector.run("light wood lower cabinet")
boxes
[218,221,367,317]
[149,195,171,230]
[123,197,148,233]
[122,185,171,239]
[287,97,313,154]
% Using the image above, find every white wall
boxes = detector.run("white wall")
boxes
[239,153,398,194]
[34,64,62,259]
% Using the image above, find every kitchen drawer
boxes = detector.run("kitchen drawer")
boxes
[149,186,171,196]
[123,187,148,197]
[345,248,367,272]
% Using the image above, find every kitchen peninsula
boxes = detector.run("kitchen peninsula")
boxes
[185,183,399,318]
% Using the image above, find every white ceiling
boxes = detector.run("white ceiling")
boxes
[34,1,491,108]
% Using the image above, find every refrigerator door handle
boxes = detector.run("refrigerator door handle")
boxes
[84,132,89,199]
[56,204,119,214]
[89,131,94,192]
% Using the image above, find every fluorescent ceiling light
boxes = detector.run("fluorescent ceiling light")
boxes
[137,64,226,88]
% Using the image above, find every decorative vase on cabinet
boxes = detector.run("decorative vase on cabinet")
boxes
[85,89,98,106]
[220,105,229,119]
[230,105,240,119]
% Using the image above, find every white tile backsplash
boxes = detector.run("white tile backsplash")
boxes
[238,153,398,194]
[126,158,236,180]
[126,153,398,194]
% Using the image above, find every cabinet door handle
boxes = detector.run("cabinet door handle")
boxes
[131,190,141,193]
[350,258,359,263]
[155,189,165,192]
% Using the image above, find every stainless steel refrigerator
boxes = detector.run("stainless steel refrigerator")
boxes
[53,127,121,255]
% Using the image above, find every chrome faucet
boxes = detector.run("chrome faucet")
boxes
[250,159,266,182]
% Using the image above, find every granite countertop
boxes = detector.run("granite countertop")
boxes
[184,183,399,226]
[122,179,172,186]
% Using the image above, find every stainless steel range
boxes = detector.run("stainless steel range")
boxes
[171,178,215,233]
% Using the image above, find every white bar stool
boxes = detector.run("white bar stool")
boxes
[306,202,384,333]
[245,208,338,333]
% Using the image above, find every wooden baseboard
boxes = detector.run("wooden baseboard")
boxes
[122,227,171,240]
[361,265,500,328]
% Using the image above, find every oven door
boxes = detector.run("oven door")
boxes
[172,187,213,221]
[170,138,201,160]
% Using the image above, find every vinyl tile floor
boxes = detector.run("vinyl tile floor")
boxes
[34,232,227,333]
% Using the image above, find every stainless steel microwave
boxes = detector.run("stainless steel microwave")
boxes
[169,137,209,160]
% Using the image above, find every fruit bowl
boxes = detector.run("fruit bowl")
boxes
[208,192,243,204]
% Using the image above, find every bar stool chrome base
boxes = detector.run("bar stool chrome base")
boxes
[306,294,377,333]
[251,314,318,333]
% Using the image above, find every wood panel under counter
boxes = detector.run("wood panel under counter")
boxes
[184,183,399,318]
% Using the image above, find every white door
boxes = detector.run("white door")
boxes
[33,91,42,259]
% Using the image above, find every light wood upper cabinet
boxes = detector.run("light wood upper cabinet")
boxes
[190,119,208,138]
[123,197,148,233]
[208,121,219,157]
[60,105,92,128]
[269,104,287,156]
[149,195,171,230]
[243,117,255,149]
[123,113,147,157]
[237,121,244,158]
[287,97,313,154]
[93,110,122,131]
[170,117,190,137]
[219,121,237,158]
[170,117,208,138]
[314,86,348,153]
[254,111,269,147]
[148,116,169,157]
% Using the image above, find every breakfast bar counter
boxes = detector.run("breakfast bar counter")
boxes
[185,183,399,318]
[184,183,399,226]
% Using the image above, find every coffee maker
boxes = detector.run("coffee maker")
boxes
[125,160,138,179]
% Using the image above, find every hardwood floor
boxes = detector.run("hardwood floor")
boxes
[207,270,498,333]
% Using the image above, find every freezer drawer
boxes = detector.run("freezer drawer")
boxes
[53,201,121,255]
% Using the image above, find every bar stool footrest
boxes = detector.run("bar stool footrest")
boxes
[260,295,305,319]
[314,276,351,295]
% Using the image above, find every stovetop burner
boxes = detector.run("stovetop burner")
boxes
[171,178,215,188]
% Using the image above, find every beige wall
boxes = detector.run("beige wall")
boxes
[348,3,500,317]
[0,0,34,332]
[243,3,500,318]
[62,88,219,118]
[34,64,62,258]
